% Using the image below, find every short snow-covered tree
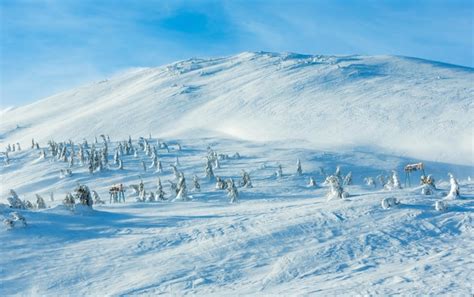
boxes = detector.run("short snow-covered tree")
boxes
[74,184,93,207]
[364,177,376,187]
[3,212,27,229]
[343,172,353,186]
[205,160,214,180]
[308,177,317,187]
[156,178,166,200]
[445,173,460,200]
[193,175,201,192]
[276,164,283,178]
[241,170,253,188]
[296,158,303,176]
[7,190,26,209]
[384,171,401,190]
[36,194,47,209]
[326,175,349,200]
[215,176,226,190]
[226,178,239,203]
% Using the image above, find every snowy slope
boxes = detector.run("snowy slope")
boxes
[1,52,473,296]
[0,52,473,164]
[1,137,473,296]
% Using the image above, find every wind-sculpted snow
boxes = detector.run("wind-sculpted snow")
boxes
[0,52,472,164]
[0,136,473,295]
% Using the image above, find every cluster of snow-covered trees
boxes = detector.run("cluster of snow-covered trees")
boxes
[2,135,467,227]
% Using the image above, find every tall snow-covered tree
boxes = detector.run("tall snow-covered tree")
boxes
[296,158,303,176]
[445,173,460,200]
[205,160,215,180]
[193,175,201,192]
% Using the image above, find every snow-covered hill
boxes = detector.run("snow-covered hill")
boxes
[1,52,473,296]
[1,52,473,164]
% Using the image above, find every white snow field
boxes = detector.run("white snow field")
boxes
[1,52,473,296]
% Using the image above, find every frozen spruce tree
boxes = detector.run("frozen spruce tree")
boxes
[74,184,93,207]
[308,177,317,187]
[63,193,75,210]
[170,164,180,180]
[7,190,26,209]
[385,171,401,190]
[241,170,253,188]
[326,175,349,201]
[35,194,47,209]
[445,173,460,200]
[276,164,283,178]
[150,154,158,171]
[215,176,226,190]
[227,178,239,203]
[193,175,201,192]
[205,159,215,180]
[343,172,353,186]
[175,173,189,201]
[156,178,166,200]
[114,150,119,165]
[296,158,303,176]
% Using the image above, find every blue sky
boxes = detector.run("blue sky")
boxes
[1,0,473,107]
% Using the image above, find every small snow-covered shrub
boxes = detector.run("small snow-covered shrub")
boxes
[435,200,447,211]
[364,177,376,187]
[421,184,435,195]
[381,197,399,209]
[3,212,27,229]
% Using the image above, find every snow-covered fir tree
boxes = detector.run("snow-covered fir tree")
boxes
[276,164,283,178]
[343,172,352,186]
[215,176,226,190]
[156,178,166,200]
[175,173,189,201]
[241,170,253,188]
[226,178,239,203]
[296,158,303,176]
[384,170,401,190]
[193,175,201,192]
[7,190,26,209]
[326,175,349,200]
[445,173,460,200]
[205,159,215,180]
[74,184,93,207]
[35,194,47,209]
[308,177,317,187]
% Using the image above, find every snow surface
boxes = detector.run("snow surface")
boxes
[1,52,473,296]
